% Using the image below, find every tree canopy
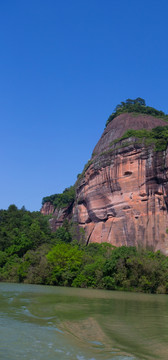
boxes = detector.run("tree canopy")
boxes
[0,205,168,293]
[42,185,75,208]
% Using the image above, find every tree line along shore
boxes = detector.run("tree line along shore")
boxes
[0,205,168,294]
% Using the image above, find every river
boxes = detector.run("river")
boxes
[0,283,168,360]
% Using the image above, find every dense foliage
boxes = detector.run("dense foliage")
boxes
[106,98,168,127]
[42,185,75,209]
[120,125,168,151]
[1,205,168,294]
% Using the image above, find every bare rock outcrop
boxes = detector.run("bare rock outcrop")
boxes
[40,202,54,215]
[41,113,168,254]
[75,141,168,254]
[74,114,168,254]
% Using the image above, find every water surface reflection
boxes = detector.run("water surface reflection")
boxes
[0,283,168,360]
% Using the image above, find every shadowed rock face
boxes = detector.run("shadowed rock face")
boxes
[41,113,168,254]
[41,201,74,230]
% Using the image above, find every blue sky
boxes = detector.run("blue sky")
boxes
[1,0,168,211]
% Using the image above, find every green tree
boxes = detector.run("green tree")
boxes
[47,243,83,286]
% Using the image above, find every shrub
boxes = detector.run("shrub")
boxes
[42,185,75,209]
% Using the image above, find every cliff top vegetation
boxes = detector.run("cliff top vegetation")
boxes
[119,125,168,152]
[106,98,168,127]
[42,185,75,208]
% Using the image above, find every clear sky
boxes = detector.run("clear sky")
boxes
[1,0,168,211]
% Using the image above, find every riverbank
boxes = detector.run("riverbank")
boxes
[1,205,168,294]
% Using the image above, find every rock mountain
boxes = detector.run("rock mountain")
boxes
[41,112,168,254]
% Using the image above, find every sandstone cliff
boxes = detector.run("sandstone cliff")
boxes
[41,113,168,254]
[41,202,55,215]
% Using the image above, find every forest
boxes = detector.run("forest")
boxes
[0,205,168,294]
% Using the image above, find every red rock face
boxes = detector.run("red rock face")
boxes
[73,114,168,254]
[40,202,54,215]
[41,113,168,254]
[49,205,73,230]
[75,142,168,254]
[41,202,74,230]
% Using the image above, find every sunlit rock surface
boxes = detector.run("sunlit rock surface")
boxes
[40,201,54,215]
[41,113,168,254]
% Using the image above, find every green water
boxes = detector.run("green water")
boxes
[0,283,168,360]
